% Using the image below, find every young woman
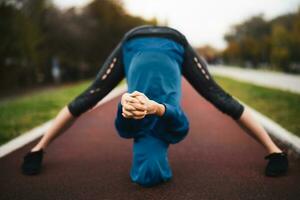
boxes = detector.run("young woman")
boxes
[22,25,288,187]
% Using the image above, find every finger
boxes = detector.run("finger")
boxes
[131,110,147,116]
[121,93,130,104]
[133,115,145,120]
[135,96,147,104]
[130,92,147,100]
[128,102,147,111]
[123,106,138,116]
[123,103,136,111]
[122,112,133,118]
[130,91,144,96]
[122,108,133,117]
[122,112,132,118]
[125,96,140,104]
[129,95,146,105]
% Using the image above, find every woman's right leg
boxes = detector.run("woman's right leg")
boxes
[31,43,125,152]
[182,45,281,154]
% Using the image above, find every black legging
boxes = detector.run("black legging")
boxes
[68,42,244,120]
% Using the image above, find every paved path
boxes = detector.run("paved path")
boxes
[1,79,300,200]
[210,65,300,94]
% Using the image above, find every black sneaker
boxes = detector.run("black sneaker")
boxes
[21,149,44,175]
[264,152,288,177]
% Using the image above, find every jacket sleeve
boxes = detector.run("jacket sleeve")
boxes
[182,44,244,120]
[67,42,125,117]
[114,102,144,139]
[153,103,189,144]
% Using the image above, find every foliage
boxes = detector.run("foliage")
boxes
[196,45,221,64]
[223,9,300,72]
[0,0,156,95]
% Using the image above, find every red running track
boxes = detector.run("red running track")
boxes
[1,79,300,200]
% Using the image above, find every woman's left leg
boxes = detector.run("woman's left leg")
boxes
[31,43,125,151]
[181,45,282,154]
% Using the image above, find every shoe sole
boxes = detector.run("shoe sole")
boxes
[265,170,287,177]
[21,168,41,176]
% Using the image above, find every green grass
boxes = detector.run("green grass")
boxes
[213,75,300,137]
[0,79,126,145]
[1,76,299,145]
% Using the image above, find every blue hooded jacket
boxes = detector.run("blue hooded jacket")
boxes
[114,37,190,187]
[114,37,189,144]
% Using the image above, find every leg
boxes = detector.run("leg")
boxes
[237,108,281,153]
[182,45,281,154]
[31,43,125,152]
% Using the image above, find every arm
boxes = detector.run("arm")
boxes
[114,102,144,138]
[154,102,189,144]
[160,103,189,135]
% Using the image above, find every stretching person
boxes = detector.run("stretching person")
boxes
[22,26,288,186]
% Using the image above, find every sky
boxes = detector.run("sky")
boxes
[53,0,300,49]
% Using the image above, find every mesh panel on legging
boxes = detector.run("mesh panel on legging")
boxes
[182,45,244,120]
[67,43,125,117]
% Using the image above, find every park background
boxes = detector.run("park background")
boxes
[0,0,300,146]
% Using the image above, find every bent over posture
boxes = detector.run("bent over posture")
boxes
[22,26,288,187]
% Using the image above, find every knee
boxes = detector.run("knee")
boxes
[211,93,244,120]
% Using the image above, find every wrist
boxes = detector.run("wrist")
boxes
[155,103,165,117]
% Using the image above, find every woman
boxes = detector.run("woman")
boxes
[22,25,288,187]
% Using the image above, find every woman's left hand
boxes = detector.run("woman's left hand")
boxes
[129,91,158,115]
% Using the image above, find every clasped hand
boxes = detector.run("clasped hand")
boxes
[121,91,158,119]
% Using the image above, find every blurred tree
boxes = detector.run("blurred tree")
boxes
[270,24,291,71]
[289,10,300,71]
[223,9,300,72]
[224,15,270,67]
[0,0,156,96]
[222,41,240,64]
[197,45,221,64]
[0,1,42,90]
